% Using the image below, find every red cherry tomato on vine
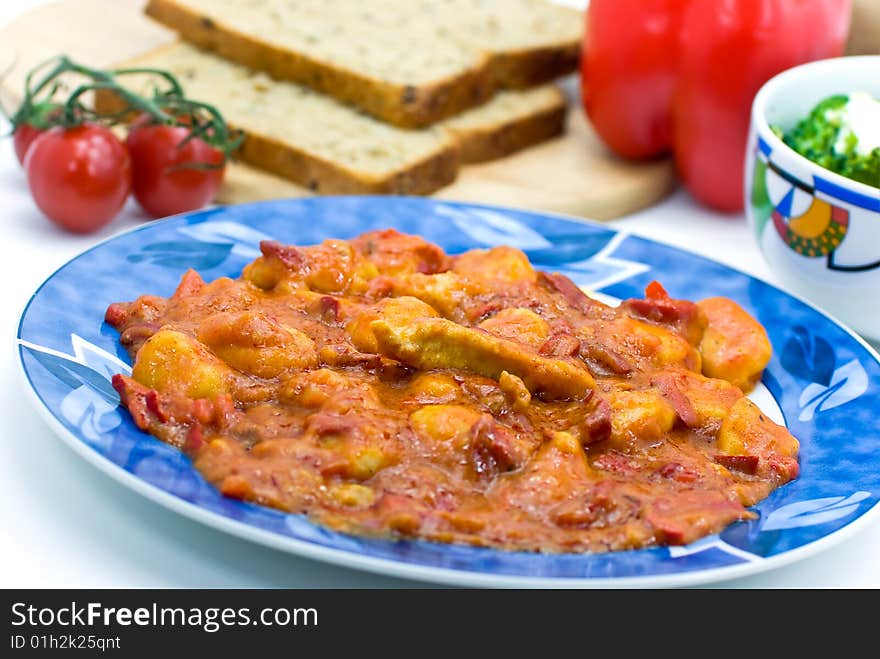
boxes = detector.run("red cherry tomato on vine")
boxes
[13,123,44,165]
[126,116,225,218]
[25,123,132,234]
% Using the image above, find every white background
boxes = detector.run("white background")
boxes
[1,0,878,588]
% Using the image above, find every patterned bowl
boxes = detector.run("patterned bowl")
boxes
[745,56,880,341]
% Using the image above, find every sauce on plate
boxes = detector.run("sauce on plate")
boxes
[107,229,799,552]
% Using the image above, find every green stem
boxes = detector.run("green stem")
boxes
[111,66,185,97]
[10,54,243,160]
[63,81,175,125]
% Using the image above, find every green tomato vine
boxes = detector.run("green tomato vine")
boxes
[7,54,243,162]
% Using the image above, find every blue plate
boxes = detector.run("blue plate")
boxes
[16,197,880,587]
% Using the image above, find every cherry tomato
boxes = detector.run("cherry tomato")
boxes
[25,123,132,233]
[13,123,44,165]
[126,117,225,218]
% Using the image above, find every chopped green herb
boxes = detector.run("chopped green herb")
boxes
[777,92,880,189]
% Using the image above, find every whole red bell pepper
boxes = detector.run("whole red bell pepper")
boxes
[581,0,852,212]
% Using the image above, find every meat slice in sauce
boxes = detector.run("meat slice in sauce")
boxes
[621,280,707,347]
[105,229,800,553]
[370,317,595,401]
[537,271,612,319]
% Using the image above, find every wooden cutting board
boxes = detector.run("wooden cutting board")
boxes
[0,0,675,220]
[847,0,880,55]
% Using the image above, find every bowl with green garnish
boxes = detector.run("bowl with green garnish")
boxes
[746,56,880,340]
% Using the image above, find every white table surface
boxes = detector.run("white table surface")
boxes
[2,1,878,589]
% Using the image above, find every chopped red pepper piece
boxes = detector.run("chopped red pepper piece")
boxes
[714,454,760,475]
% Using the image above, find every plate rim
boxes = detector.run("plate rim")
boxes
[16,195,880,588]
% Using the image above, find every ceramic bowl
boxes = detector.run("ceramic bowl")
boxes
[745,56,880,340]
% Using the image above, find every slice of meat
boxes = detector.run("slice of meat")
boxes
[578,339,635,375]
[370,317,595,401]
[539,332,581,358]
[537,271,613,319]
[498,371,531,411]
[622,280,707,346]
[580,396,612,445]
[470,414,536,478]
[259,240,305,269]
[712,454,759,475]
[243,241,306,290]
[302,239,357,293]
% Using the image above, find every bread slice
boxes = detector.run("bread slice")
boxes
[100,43,566,194]
[438,0,584,88]
[446,86,566,163]
[143,0,581,128]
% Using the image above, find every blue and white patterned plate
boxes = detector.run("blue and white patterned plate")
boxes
[16,197,880,587]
